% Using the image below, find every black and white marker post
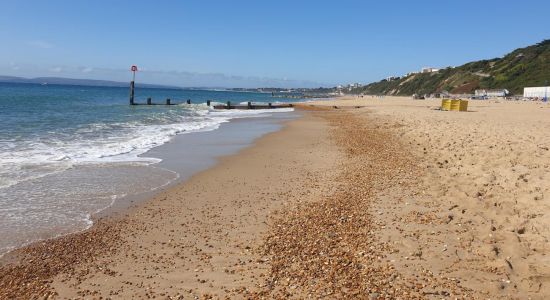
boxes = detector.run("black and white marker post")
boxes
[129,65,138,105]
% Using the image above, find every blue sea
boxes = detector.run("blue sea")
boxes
[0,82,298,255]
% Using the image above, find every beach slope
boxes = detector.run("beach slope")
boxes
[2,97,550,299]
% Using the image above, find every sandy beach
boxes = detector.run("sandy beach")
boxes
[2,97,550,299]
[306,96,550,298]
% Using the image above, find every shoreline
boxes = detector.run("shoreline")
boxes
[0,107,334,298]
[0,109,296,258]
[2,99,549,298]
[0,82,301,258]
[94,110,297,220]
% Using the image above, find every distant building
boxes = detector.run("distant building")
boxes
[346,83,362,91]
[475,89,510,98]
[421,67,440,73]
[523,86,549,98]
[386,76,400,81]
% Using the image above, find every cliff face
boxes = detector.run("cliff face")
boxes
[353,40,550,96]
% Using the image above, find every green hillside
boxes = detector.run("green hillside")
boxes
[351,40,550,96]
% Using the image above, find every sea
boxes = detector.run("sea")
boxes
[0,82,300,256]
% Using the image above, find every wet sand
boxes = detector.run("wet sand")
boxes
[0,110,340,298]
[2,98,550,299]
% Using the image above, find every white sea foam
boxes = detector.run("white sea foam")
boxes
[0,102,293,255]
[0,106,293,190]
[238,101,288,105]
[0,163,180,256]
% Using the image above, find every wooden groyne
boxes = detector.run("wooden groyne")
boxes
[129,78,292,109]
[131,98,197,106]
[131,97,180,105]
[130,97,293,110]
[213,101,293,110]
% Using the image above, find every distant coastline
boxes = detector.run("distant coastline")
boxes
[0,77,337,99]
[0,76,181,90]
[0,76,335,96]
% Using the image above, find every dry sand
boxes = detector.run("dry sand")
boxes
[1,96,550,299]
[306,96,550,298]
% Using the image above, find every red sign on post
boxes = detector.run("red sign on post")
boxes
[131,65,138,72]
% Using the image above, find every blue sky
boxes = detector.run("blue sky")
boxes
[0,0,548,88]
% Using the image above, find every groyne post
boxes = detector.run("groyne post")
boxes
[166,98,171,105]
[187,99,191,104]
[207,100,211,106]
[247,101,252,109]
[129,65,138,105]
[268,102,272,108]
[226,101,231,109]
[129,81,135,105]
[147,97,152,105]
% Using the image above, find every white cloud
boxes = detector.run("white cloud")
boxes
[49,67,63,73]
[26,40,54,49]
[81,67,93,73]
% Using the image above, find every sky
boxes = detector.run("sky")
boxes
[0,0,548,88]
